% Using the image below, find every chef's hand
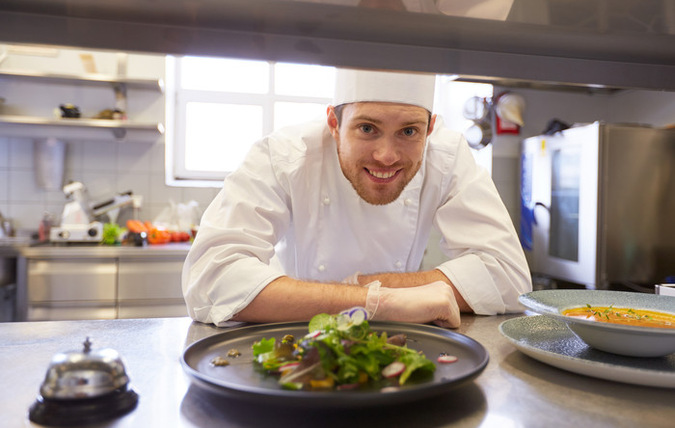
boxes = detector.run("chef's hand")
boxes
[366,281,461,328]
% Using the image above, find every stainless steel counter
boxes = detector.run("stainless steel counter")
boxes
[19,242,191,260]
[2,314,674,427]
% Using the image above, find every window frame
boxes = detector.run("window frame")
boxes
[165,55,334,187]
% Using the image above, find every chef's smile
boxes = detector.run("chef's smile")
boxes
[365,167,400,182]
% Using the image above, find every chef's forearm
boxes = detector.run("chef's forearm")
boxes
[356,269,471,312]
[231,276,368,323]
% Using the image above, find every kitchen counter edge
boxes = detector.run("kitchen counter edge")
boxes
[8,242,191,259]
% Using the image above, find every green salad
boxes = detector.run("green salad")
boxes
[251,307,436,391]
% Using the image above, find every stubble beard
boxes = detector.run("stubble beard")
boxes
[337,148,422,206]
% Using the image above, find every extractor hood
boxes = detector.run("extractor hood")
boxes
[0,0,673,92]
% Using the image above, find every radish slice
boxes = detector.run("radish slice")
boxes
[437,354,458,364]
[304,330,322,340]
[382,361,406,378]
[279,362,300,372]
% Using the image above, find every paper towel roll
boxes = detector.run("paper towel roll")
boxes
[34,138,66,191]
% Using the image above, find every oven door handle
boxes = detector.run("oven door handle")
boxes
[533,202,550,225]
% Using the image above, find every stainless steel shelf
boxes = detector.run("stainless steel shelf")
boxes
[0,69,164,92]
[0,114,164,139]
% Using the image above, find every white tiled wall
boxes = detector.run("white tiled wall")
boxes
[0,135,220,233]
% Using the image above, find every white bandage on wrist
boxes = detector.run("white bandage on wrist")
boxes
[365,281,382,320]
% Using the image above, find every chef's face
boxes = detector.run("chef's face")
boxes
[327,102,436,205]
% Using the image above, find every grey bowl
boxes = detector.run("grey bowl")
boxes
[519,290,675,357]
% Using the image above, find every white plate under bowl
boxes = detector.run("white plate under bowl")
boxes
[519,290,675,357]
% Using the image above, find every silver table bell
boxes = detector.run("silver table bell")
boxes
[29,337,139,426]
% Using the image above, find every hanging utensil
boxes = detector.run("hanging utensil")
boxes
[464,118,493,150]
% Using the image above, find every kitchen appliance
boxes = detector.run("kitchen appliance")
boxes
[50,181,133,243]
[520,122,675,290]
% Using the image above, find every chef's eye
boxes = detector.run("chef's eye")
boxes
[359,124,375,134]
[401,127,417,137]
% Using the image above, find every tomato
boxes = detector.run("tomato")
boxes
[147,228,171,245]
[169,231,191,242]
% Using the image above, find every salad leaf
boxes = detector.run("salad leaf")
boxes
[308,313,335,332]
[398,351,436,384]
[251,309,436,390]
[252,337,275,357]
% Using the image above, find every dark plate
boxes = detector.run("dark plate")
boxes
[181,321,488,407]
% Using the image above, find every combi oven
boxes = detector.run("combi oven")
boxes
[520,122,675,290]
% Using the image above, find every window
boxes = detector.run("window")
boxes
[166,56,335,186]
[166,56,492,187]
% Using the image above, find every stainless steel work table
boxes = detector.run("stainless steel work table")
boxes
[17,242,191,260]
[2,314,674,427]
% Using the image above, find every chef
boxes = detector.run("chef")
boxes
[182,68,532,328]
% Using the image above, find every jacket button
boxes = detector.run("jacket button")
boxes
[323,196,330,205]
[318,264,326,272]
[404,198,412,206]
[395,261,403,269]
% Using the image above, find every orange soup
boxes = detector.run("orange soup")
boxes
[562,305,675,329]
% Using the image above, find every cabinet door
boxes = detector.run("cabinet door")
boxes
[27,258,117,321]
[27,258,117,302]
[117,258,186,318]
[117,258,184,300]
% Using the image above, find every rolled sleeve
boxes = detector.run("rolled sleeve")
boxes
[437,255,506,315]
[183,252,286,325]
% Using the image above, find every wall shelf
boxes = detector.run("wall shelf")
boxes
[0,114,164,139]
[0,67,164,140]
[0,69,164,92]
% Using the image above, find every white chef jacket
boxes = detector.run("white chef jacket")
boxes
[182,117,531,326]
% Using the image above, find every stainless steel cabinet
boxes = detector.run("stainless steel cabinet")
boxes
[25,251,187,321]
[27,258,117,320]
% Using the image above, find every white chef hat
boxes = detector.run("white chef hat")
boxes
[332,68,436,112]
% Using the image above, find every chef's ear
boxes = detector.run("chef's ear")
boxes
[427,114,437,136]
[327,106,340,137]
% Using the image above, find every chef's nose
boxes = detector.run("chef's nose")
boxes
[372,137,399,165]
